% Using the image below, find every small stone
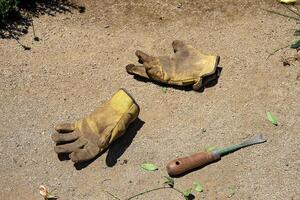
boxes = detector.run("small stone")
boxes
[282,60,290,66]
[296,72,300,80]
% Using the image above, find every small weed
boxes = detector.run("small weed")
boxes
[106,176,198,200]
[227,186,236,198]
[265,2,300,58]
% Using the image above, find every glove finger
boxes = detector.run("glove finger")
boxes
[135,50,154,63]
[126,64,150,79]
[54,137,87,154]
[192,77,203,91]
[55,123,75,133]
[69,143,100,163]
[52,129,81,143]
[172,40,188,53]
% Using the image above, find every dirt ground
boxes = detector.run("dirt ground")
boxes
[0,0,299,199]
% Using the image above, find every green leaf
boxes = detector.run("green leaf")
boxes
[161,86,168,93]
[266,112,278,125]
[163,176,174,187]
[182,188,192,197]
[193,181,203,192]
[294,30,300,36]
[205,146,218,152]
[141,163,158,171]
[291,40,300,49]
[228,186,236,198]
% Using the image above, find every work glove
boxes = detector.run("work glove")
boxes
[52,89,140,163]
[126,40,220,90]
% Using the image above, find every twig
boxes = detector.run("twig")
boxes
[267,44,290,59]
[126,186,168,200]
[294,5,300,14]
[264,9,300,21]
[9,32,31,50]
[282,4,300,18]
[172,187,185,195]
[31,20,40,41]
[107,186,185,200]
[106,191,122,200]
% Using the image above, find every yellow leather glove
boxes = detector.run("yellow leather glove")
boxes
[52,89,140,163]
[126,40,220,90]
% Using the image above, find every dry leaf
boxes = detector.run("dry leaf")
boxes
[39,185,49,198]
[39,185,57,199]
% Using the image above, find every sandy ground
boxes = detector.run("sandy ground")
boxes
[0,0,300,199]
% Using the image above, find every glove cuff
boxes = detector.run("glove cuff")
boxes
[108,88,140,114]
[203,55,220,77]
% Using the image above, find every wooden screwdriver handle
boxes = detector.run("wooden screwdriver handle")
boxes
[166,152,221,176]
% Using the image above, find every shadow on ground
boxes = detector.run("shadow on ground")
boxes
[0,0,85,40]
[132,66,223,92]
[106,118,145,167]
[72,118,145,170]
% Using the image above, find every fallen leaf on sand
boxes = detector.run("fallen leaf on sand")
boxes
[193,181,203,192]
[267,112,278,126]
[39,185,57,199]
[228,186,236,198]
[291,40,300,49]
[39,185,49,198]
[182,188,192,198]
[141,163,158,171]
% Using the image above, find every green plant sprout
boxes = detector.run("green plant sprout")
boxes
[106,176,197,200]
[265,3,300,58]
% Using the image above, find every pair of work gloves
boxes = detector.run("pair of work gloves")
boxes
[52,41,220,163]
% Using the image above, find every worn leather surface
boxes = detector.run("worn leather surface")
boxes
[52,89,140,163]
[126,40,220,90]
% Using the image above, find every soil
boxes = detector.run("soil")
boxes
[0,0,299,199]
